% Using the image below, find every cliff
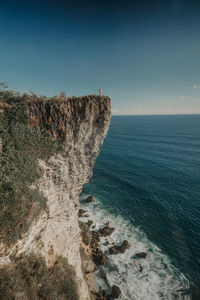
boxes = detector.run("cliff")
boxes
[0,93,111,299]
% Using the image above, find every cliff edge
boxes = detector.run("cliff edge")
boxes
[0,93,111,299]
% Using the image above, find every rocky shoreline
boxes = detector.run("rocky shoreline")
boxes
[79,196,148,300]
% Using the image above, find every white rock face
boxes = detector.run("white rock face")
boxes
[0,96,111,300]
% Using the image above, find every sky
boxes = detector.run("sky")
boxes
[0,0,200,115]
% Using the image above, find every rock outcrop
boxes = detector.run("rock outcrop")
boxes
[111,285,121,299]
[85,195,94,203]
[90,231,108,265]
[99,222,115,237]
[0,95,111,299]
[135,252,147,259]
[109,240,130,255]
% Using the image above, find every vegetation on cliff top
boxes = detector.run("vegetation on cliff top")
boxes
[0,254,79,300]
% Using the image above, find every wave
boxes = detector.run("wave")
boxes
[79,194,191,300]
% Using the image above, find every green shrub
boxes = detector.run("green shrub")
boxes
[0,254,79,300]
[0,94,59,244]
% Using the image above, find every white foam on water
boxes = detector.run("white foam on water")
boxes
[79,194,191,300]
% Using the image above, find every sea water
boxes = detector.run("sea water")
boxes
[79,115,200,300]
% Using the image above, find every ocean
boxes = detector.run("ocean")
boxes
[79,114,200,300]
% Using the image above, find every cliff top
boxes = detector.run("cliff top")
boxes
[0,90,111,139]
[0,89,110,107]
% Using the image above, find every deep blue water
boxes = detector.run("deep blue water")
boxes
[82,115,200,298]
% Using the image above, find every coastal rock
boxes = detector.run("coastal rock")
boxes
[105,241,110,246]
[85,195,94,203]
[109,247,119,255]
[109,240,130,255]
[87,220,93,228]
[92,247,108,265]
[90,231,108,265]
[79,221,91,246]
[111,285,121,299]
[80,247,96,274]
[78,209,87,218]
[95,287,107,300]
[90,231,101,246]
[84,259,96,274]
[99,222,115,237]
[118,240,130,253]
[135,252,147,259]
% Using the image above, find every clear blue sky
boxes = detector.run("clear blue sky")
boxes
[0,0,200,114]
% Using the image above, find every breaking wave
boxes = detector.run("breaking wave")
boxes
[79,195,190,300]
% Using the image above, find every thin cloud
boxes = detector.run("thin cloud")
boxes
[193,85,200,89]
[181,96,187,100]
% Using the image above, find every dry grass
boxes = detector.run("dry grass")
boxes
[0,254,79,300]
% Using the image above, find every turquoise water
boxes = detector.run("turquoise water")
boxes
[80,115,200,299]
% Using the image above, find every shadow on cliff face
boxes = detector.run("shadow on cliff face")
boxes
[27,94,111,141]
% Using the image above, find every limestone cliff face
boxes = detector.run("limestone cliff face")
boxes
[0,95,111,300]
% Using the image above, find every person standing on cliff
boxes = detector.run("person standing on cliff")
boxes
[99,88,103,96]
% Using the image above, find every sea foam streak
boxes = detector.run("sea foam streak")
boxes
[79,194,190,300]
